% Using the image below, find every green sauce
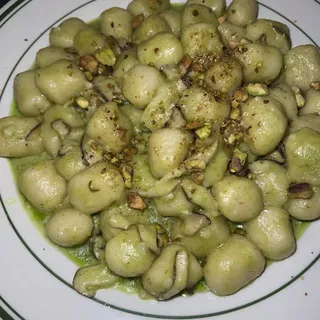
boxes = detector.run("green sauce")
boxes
[7,8,310,296]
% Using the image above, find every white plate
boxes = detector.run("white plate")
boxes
[0,0,319,319]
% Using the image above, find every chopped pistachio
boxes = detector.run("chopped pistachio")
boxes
[79,55,98,73]
[229,148,247,174]
[95,48,116,66]
[181,54,192,69]
[231,99,239,109]
[310,81,320,91]
[127,192,146,210]
[84,71,93,81]
[110,157,119,164]
[217,15,226,24]
[292,86,305,108]
[229,107,241,120]
[76,96,89,109]
[192,172,204,185]
[288,183,314,199]
[246,83,268,96]
[185,120,202,130]
[184,159,206,171]
[234,88,249,102]
[228,40,237,49]
[195,124,211,139]
[122,165,133,189]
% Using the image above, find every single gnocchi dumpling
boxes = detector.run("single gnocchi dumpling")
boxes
[14,70,51,116]
[46,207,93,247]
[142,244,203,300]
[19,161,67,212]
[171,215,230,258]
[218,21,246,48]
[285,127,320,185]
[249,160,289,207]
[49,17,87,48]
[154,185,194,218]
[179,86,230,124]
[214,175,263,222]
[268,83,298,121]
[148,128,191,178]
[74,28,106,56]
[187,0,226,18]
[181,22,223,59]
[35,47,75,68]
[132,15,171,45]
[245,19,291,54]
[86,102,133,154]
[100,8,133,41]
[105,226,156,277]
[160,9,181,37]
[299,89,320,116]
[127,0,170,17]
[226,0,258,27]
[284,185,320,221]
[205,57,243,94]
[233,43,283,84]
[204,234,265,296]
[122,64,164,109]
[0,116,44,157]
[137,32,184,69]
[67,162,125,214]
[284,45,320,92]
[181,4,218,28]
[244,206,296,260]
[242,96,288,155]
[113,49,138,79]
[35,60,86,105]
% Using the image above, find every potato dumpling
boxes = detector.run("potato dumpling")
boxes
[19,161,67,213]
[203,145,231,187]
[204,234,265,296]
[205,57,243,94]
[215,175,263,222]
[245,19,291,54]
[105,226,156,277]
[142,243,202,300]
[132,15,171,45]
[181,23,223,59]
[86,102,133,154]
[268,83,298,121]
[74,28,106,56]
[249,160,289,207]
[289,114,320,134]
[148,128,191,178]
[35,47,75,68]
[226,0,258,27]
[100,8,133,41]
[179,86,230,124]
[137,32,184,69]
[244,206,296,260]
[122,64,164,109]
[160,9,181,37]
[67,162,125,214]
[0,116,44,157]
[113,49,138,79]
[285,127,320,185]
[284,45,320,92]
[35,60,86,105]
[14,70,51,116]
[242,96,287,155]
[46,207,93,247]
[171,215,230,258]
[187,0,225,17]
[49,17,87,48]
[233,43,283,84]
[284,186,320,221]
[218,21,246,47]
[128,0,170,17]
[181,4,218,28]
[154,185,194,218]
[299,89,320,116]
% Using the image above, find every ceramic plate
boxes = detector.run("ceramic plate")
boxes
[0,0,319,319]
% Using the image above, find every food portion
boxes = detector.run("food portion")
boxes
[1,0,320,301]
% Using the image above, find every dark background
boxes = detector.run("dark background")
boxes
[1,0,11,9]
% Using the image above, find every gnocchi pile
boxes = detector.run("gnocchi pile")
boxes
[1,0,320,301]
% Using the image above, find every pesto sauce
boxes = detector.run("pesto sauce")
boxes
[7,6,310,296]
